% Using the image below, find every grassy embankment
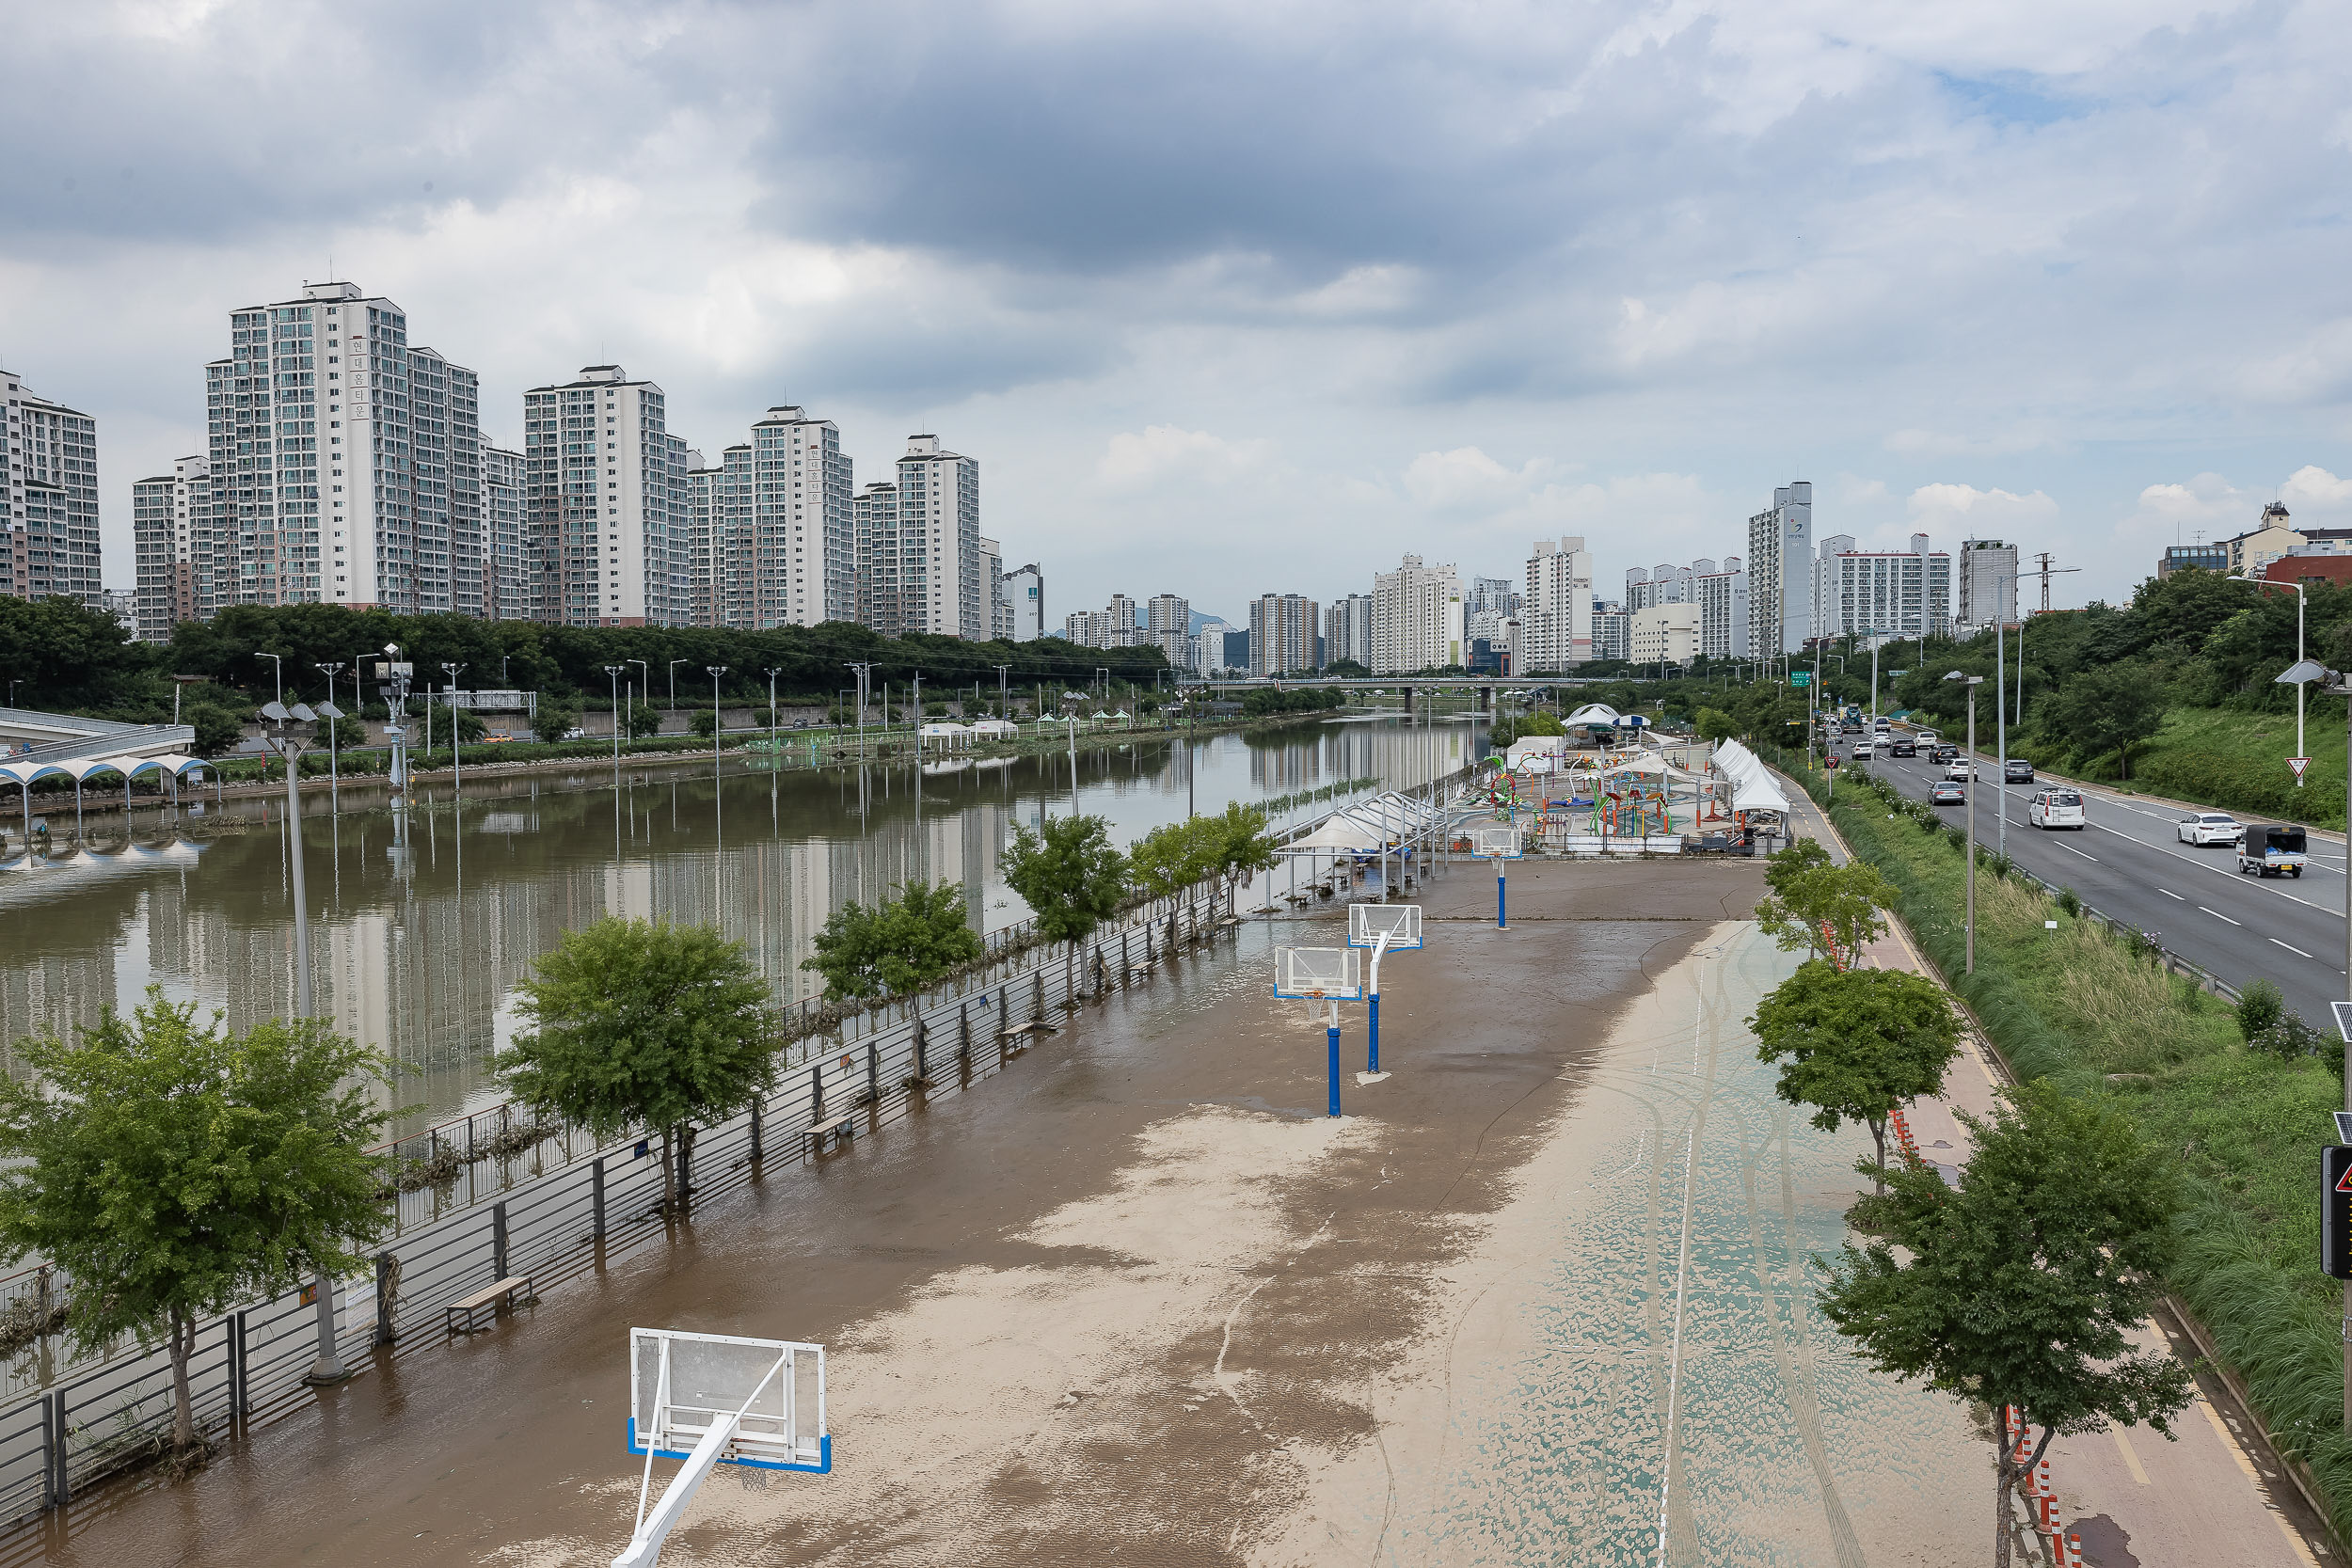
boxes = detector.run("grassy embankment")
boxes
[1805,762,2352,1528]
[2010,704,2347,831]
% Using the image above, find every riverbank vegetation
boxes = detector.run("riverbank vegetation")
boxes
[1806,761,2352,1531]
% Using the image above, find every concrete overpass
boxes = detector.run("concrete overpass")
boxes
[1187,675,1602,714]
[0,705,197,764]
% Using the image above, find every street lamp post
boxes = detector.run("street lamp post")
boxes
[763,667,781,756]
[628,658,649,743]
[314,663,344,808]
[2233,574,2309,785]
[845,662,871,758]
[603,666,624,765]
[707,667,728,749]
[441,663,466,795]
[1945,671,1986,973]
[381,645,411,806]
[667,659,687,718]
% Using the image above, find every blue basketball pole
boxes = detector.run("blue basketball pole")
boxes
[1327,1005,1342,1117]
[1368,990,1380,1073]
[1497,863,1507,929]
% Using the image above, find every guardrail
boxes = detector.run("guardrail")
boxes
[0,882,1232,1532]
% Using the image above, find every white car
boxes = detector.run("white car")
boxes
[1852,739,1875,759]
[2028,789,2086,830]
[2177,813,2243,847]
[1943,759,1979,781]
[1915,729,1940,745]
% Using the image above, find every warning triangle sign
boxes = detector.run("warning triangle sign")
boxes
[2334,1163,2351,1193]
[2291,756,2312,782]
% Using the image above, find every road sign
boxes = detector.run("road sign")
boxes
[1824,755,1838,769]
[1789,672,1811,688]
[2327,1147,2352,1280]
[2290,755,2312,782]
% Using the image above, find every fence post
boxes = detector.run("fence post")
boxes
[373,1252,397,1346]
[492,1200,509,1281]
[999,987,1009,1042]
[231,1311,247,1423]
[811,1065,825,1120]
[913,1016,929,1083]
[750,1097,764,1164]
[866,1043,881,1104]
[592,1157,607,1241]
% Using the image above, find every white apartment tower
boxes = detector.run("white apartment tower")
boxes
[978,537,1005,637]
[1692,556,1750,660]
[1747,481,1815,656]
[748,405,853,627]
[482,445,527,620]
[1371,554,1465,673]
[1001,562,1043,641]
[1520,536,1594,672]
[1147,594,1190,637]
[884,435,983,638]
[1248,594,1319,675]
[520,366,686,627]
[852,481,902,632]
[1325,593,1374,667]
[204,282,480,614]
[131,456,211,641]
[1,366,103,610]
[1817,532,1951,640]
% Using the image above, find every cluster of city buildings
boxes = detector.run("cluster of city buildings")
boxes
[11,279,1056,646]
[2156,501,2352,587]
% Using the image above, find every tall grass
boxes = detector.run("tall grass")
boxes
[1811,763,2352,1529]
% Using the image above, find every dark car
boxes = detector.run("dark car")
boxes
[1929,782,1965,805]
[2003,759,2035,783]
[1931,744,1960,764]
[1887,738,1916,757]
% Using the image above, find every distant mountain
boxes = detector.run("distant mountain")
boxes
[1189,610,1229,633]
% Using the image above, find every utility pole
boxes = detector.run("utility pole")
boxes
[764,667,781,755]
[442,663,466,796]
[845,662,872,758]
[604,666,625,766]
[2032,551,2059,613]
[995,664,1010,720]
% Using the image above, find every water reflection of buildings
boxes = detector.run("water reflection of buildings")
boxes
[0,722,1458,1128]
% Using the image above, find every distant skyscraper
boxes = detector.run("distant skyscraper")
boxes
[1325,593,1374,666]
[1,364,103,610]
[1820,532,1950,640]
[1520,537,1594,671]
[1591,602,1631,663]
[977,537,1005,638]
[521,365,684,626]
[131,455,210,641]
[1147,594,1190,637]
[1000,562,1042,641]
[892,436,984,637]
[204,282,479,614]
[1692,555,1749,660]
[482,445,526,621]
[1372,555,1464,673]
[1248,594,1319,675]
[1746,481,1814,656]
[748,404,853,627]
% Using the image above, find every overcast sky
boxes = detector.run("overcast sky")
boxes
[6,0,2349,623]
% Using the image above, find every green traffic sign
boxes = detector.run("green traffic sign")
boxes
[1789,672,1811,688]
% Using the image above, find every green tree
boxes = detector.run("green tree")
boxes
[1694,706,1736,744]
[623,704,663,740]
[532,699,579,744]
[1208,800,1279,895]
[426,703,487,746]
[1003,815,1131,958]
[802,880,985,1000]
[1519,708,1566,736]
[183,700,248,759]
[0,990,389,1450]
[1756,858,1895,965]
[1750,961,1961,1183]
[1130,816,1224,899]
[2043,664,2169,779]
[1817,1084,2193,1568]
[690,708,719,739]
[498,918,779,1213]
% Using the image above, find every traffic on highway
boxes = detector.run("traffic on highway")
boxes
[1821,712,2347,1028]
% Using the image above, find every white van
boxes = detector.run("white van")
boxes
[2028,788,2086,830]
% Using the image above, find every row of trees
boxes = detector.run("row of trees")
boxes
[1746,841,2191,1565]
[0,799,1279,1460]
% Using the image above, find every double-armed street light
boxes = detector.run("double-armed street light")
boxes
[1944,670,1986,973]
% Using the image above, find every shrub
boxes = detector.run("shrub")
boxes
[2058,886,2082,917]
[2235,978,2286,1041]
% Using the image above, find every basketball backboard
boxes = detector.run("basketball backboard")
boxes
[1471,827,1523,860]
[1346,903,1422,951]
[628,1327,828,1473]
[1274,946,1363,1001]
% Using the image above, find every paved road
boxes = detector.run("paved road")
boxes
[1831,731,2348,1028]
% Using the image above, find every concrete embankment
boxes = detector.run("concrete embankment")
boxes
[21,857,2007,1567]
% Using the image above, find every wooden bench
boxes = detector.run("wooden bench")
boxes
[807,1113,856,1156]
[445,1275,535,1335]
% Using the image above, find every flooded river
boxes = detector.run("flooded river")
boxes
[0,715,1481,1134]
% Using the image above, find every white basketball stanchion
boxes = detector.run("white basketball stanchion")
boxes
[1473,827,1523,928]
[1274,946,1363,1116]
[616,1328,829,1567]
[1346,903,1422,1074]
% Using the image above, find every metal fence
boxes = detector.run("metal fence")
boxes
[0,882,1232,1529]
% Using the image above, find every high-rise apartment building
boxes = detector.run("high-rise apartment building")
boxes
[1957,538,2019,632]
[1147,594,1190,638]
[1325,593,1374,667]
[1746,482,1815,656]
[131,455,210,641]
[747,405,853,627]
[203,282,480,614]
[1519,536,1594,672]
[1,366,103,609]
[1630,602,1702,666]
[1591,603,1631,663]
[1372,555,1464,673]
[978,537,1004,638]
[882,436,983,637]
[520,366,686,627]
[1692,557,1750,660]
[1001,562,1042,641]
[482,445,527,620]
[852,481,901,632]
[1816,532,1951,640]
[700,443,754,627]
[1468,576,1518,619]
[1248,594,1319,675]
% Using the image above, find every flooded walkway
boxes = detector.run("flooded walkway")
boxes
[16,858,1994,1566]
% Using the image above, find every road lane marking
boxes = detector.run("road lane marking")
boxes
[2111,1423,2151,1484]
[2273,939,2314,958]
[2200,907,2243,926]
[2160,889,2184,900]
[2061,844,2096,861]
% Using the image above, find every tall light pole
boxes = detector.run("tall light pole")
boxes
[314,663,344,808]
[2233,574,2309,785]
[845,662,871,758]
[628,658,649,742]
[1945,671,1985,973]
[707,666,728,747]
[763,667,781,755]
[995,663,1011,720]
[441,662,466,795]
[381,644,411,806]
[667,658,687,716]
[257,653,283,784]
[604,665,624,765]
